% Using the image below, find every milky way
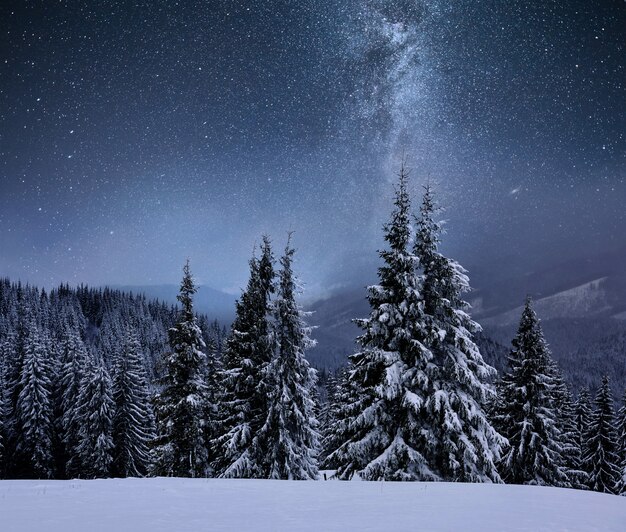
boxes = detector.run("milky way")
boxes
[0,0,623,296]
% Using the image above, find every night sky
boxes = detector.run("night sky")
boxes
[1,0,624,298]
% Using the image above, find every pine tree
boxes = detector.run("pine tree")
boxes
[414,185,504,482]
[257,238,320,479]
[59,328,89,478]
[328,165,436,481]
[552,372,587,489]
[111,327,156,477]
[585,376,620,494]
[0,350,8,477]
[616,390,626,494]
[15,322,55,478]
[494,298,569,486]
[321,367,362,473]
[212,238,275,478]
[76,359,115,478]
[575,386,593,487]
[154,260,211,477]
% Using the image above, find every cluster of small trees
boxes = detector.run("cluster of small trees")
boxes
[0,281,223,479]
[489,298,626,494]
[1,165,625,493]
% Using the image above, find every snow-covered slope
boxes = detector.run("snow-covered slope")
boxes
[0,478,624,532]
[481,277,612,327]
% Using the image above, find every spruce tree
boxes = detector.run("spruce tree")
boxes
[154,260,211,477]
[59,328,89,478]
[575,386,593,487]
[585,376,620,494]
[494,298,569,486]
[76,359,115,478]
[414,185,504,482]
[212,238,275,478]
[616,390,626,494]
[321,367,362,473]
[15,322,55,478]
[257,239,320,479]
[111,327,156,477]
[552,374,587,489]
[328,165,436,481]
[0,351,8,477]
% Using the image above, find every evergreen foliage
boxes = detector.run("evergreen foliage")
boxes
[584,376,620,494]
[212,238,275,478]
[494,298,569,486]
[257,239,320,480]
[59,328,89,478]
[616,390,626,494]
[111,327,156,477]
[76,360,115,478]
[415,185,504,482]
[328,166,436,481]
[153,261,211,478]
[15,322,55,478]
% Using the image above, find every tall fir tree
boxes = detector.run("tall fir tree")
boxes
[584,376,620,494]
[327,165,437,481]
[551,368,587,489]
[321,367,362,473]
[212,237,275,478]
[0,349,8,477]
[15,322,55,478]
[414,185,504,482]
[59,328,89,478]
[111,327,156,477]
[574,386,593,487]
[616,390,626,494]
[154,260,211,477]
[257,238,320,479]
[494,298,569,486]
[76,359,115,478]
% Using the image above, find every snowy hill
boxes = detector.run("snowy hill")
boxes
[0,478,624,532]
[480,277,614,327]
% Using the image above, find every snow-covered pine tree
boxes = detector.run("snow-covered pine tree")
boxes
[212,237,275,478]
[551,372,587,489]
[111,327,156,477]
[59,327,89,478]
[575,386,593,487]
[76,358,115,478]
[584,376,620,494]
[328,165,436,481]
[0,349,8,477]
[256,238,320,479]
[15,321,55,478]
[321,367,362,472]
[616,390,626,494]
[154,260,211,477]
[494,298,569,486]
[414,185,504,482]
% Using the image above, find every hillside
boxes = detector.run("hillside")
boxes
[1,478,624,532]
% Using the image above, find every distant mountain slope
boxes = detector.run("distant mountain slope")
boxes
[113,284,237,323]
[305,256,626,395]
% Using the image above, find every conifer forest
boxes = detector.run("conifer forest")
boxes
[1,168,625,498]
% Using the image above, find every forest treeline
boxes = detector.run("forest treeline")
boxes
[0,166,625,494]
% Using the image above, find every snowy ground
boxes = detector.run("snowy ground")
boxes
[1,478,625,532]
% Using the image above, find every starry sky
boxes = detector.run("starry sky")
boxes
[0,0,624,298]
